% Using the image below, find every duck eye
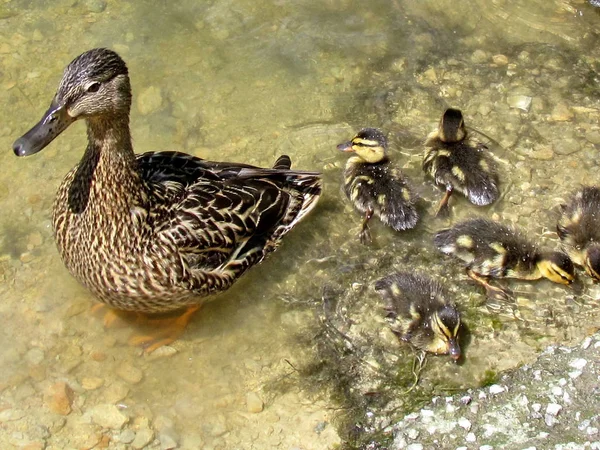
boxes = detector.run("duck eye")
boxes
[86,82,101,93]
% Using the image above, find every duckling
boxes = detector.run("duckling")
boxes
[375,272,461,361]
[423,108,499,216]
[337,128,419,244]
[434,218,575,300]
[557,186,600,281]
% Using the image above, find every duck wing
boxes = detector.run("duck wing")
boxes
[136,151,321,291]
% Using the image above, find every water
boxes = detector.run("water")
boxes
[1,0,599,448]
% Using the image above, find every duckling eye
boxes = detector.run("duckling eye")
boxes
[86,82,101,93]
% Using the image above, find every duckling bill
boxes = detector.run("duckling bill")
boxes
[337,128,418,244]
[12,48,322,332]
[557,186,600,281]
[375,272,461,361]
[434,218,575,300]
[423,108,499,216]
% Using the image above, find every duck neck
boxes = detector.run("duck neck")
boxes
[67,114,146,215]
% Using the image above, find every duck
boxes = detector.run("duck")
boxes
[434,218,575,300]
[374,271,461,361]
[423,108,500,216]
[12,48,322,349]
[557,186,600,281]
[337,128,419,244]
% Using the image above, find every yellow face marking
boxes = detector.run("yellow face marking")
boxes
[402,188,411,201]
[456,234,474,249]
[390,283,401,297]
[377,194,387,205]
[451,166,466,181]
[537,260,574,284]
[409,304,421,321]
[479,159,490,172]
[488,242,507,254]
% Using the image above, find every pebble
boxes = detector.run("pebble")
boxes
[118,429,136,444]
[147,345,178,360]
[83,0,107,13]
[551,386,563,397]
[480,446,494,450]
[568,370,582,379]
[466,432,476,442]
[25,348,45,365]
[458,417,471,431]
[553,139,581,156]
[546,403,562,416]
[406,428,419,440]
[137,86,163,115]
[45,382,74,416]
[117,362,144,384]
[471,49,488,64]
[159,431,179,449]
[246,392,264,413]
[406,444,423,450]
[581,337,592,350]
[532,403,542,413]
[492,54,509,65]
[489,385,505,395]
[0,408,26,422]
[507,95,532,111]
[551,104,574,121]
[89,404,128,429]
[131,428,155,449]
[568,358,587,370]
[81,376,104,390]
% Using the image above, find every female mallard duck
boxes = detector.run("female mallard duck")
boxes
[337,128,418,244]
[423,108,499,216]
[557,186,600,281]
[434,218,575,300]
[12,48,322,346]
[375,272,461,361]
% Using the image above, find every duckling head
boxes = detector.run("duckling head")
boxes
[584,245,600,281]
[537,251,575,285]
[429,304,461,362]
[438,108,467,143]
[337,128,388,164]
[14,48,131,157]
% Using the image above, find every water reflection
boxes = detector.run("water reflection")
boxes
[1,0,599,448]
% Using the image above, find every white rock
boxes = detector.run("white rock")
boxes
[558,378,567,386]
[489,384,505,395]
[406,444,423,450]
[532,403,542,413]
[466,432,476,442]
[581,337,592,349]
[478,391,487,400]
[507,95,532,111]
[406,428,419,440]
[551,386,563,397]
[588,427,599,436]
[90,404,128,429]
[445,404,457,413]
[546,403,562,416]
[420,409,434,418]
[460,395,472,405]
[569,358,587,370]
[132,428,155,449]
[569,370,583,379]
[458,417,471,430]
[480,446,494,450]
[544,414,558,427]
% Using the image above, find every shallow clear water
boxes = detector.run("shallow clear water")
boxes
[1,0,599,448]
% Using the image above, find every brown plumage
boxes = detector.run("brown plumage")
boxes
[557,186,600,281]
[337,128,419,244]
[423,108,499,216]
[13,48,322,313]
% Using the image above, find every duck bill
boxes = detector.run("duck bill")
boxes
[13,98,75,157]
[336,141,354,152]
[448,339,461,362]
